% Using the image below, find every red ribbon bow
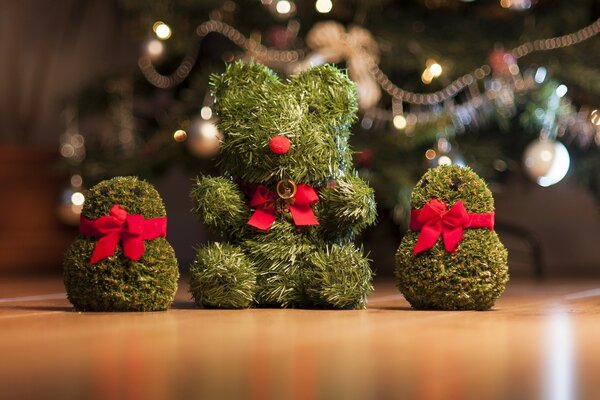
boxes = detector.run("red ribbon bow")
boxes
[79,204,167,265]
[409,198,494,255]
[247,184,319,231]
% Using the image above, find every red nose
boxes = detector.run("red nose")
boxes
[269,135,291,154]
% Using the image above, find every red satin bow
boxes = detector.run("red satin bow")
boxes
[409,198,494,255]
[79,204,167,265]
[247,184,319,231]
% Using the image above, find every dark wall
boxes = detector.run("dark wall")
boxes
[0,0,128,145]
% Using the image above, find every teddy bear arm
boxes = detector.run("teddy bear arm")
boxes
[318,175,377,236]
[190,176,250,234]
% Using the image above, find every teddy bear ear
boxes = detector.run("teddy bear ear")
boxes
[210,61,280,114]
[290,64,358,127]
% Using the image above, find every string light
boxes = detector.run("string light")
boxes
[139,17,600,109]
[421,69,434,85]
[427,59,443,77]
[429,63,442,77]
[200,106,213,120]
[393,114,408,130]
[146,39,164,57]
[500,0,532,10]
[153,21,172,40]
[60,144,75,158]
[276,0,292,14]
[421,59,442,84]
[590,110,600,126]
[493,159,508,172]
[534,66,547,83]
[174,129,188,142]
[369,19,600,105]
[315,0,333,13]
[70,174,83,188]
[555,84,568,98]
[71,192,85,206]
[139,20,305,89]
[437,155,452,165]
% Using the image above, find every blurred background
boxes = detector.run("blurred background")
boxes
[1,0,599,278]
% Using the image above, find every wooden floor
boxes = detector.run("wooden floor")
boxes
[1,277,600,400]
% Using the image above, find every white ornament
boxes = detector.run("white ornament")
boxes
[523,138,570,187]
[187,118,223,157]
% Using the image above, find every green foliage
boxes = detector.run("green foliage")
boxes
[63,176,179,311]
[396,230,508,310]
[189,243,256,309]
[82,176,165,219]
[410,165,494,213]
[211,61,357,185]
[395,166,508,310]
[305,244,373,309]
[243,221,316,307]
[190,176,250,238]
[191,62,376,309]
[317,174,378,240]
[64,237,179,311]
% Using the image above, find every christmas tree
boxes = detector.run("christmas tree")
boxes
[61,0,600,247]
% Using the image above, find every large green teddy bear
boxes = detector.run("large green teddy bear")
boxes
[190,61,377,309]
[395,165,509,310]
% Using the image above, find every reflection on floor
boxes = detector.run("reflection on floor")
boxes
[1,276,599,400]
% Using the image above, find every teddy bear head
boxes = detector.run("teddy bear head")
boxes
[411,165,494,214]
[211,61,358,186]
[82,176,165,219]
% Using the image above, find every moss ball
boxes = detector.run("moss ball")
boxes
[82,176,166,219]
[63,176,179,311]
[395,166,509,310]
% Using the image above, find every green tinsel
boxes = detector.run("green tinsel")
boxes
[63,176,179,311]
[395,165,509,310]
[305,243,373,309]
[190,175,250,238]
[190,242,256,309]
[190,61,377,309]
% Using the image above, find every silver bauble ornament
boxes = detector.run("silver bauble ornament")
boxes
[523,138,570,187]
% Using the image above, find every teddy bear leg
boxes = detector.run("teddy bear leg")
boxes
[304,243,374,309]
[190,242,257,309]
[252,253,307,308]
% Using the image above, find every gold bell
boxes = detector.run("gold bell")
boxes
[276,179,297,200]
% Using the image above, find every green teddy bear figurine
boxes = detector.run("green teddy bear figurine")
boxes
[190,61,377,309]
[395,165,509,310]
[64,176,179,311]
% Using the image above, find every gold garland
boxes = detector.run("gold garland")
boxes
[139,18,600,107]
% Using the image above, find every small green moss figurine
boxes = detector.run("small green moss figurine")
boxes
[395,165,508,310]
[64,176,179,311]
[190,61,377,309]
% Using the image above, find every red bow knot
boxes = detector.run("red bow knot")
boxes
[79,204,167,265]
[247,184,319,231]
[410,198,494,255]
